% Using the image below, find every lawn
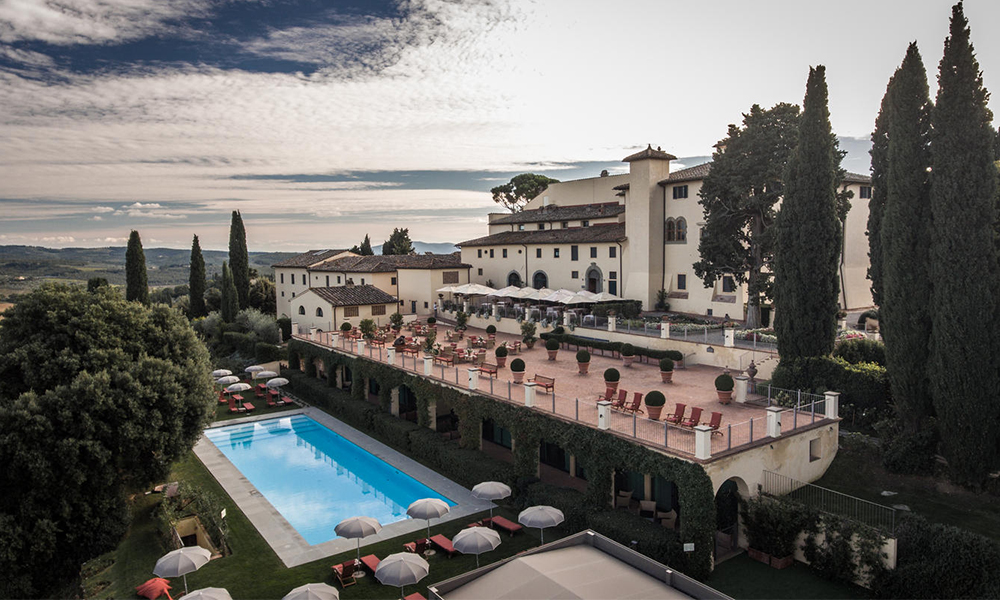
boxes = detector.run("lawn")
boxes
[85,452,560,600]
[814,434,1000,540]
[709,554,865,599]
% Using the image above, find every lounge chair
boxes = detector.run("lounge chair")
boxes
[486,515,523,536]
[680,407,704,428]
[218,390,228,404]
[403,593,427,600]
[705,411,723,436]
[639,500,657,520]
[621,392,644,414]
[615,489,632,509]
[664,403,686,425]
[403,538,428,555]
[227,394,239,414]
[597,387,615,403]
[359,554,381,574]
[429,534,457,557]
[332,560,358,588]
[611,389,628,409]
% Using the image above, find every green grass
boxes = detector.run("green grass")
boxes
[814,435,1000,540]
[709,554,866,599]
[86,452,560,600]
[212,395,299,422]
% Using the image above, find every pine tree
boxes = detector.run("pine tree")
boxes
[229,210,250,310]
[382,228,414,255]
[880,43,934,432]
[929,3,999,486]
[867,83,891,308]
[125,230,149,305]
[189,234,207,318]
[220,261,238,323]
[772,66,842,359]
[359,234,373,255]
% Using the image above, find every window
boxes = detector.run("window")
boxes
[280,273,284,284]
[518,224,525,231]
[443,271,459,284]
[478,249,483,258]
[676,218,687,242]
[391,277,397,285]
[532,271,548,289]
[325,275,330,286]
[361,278,365,285]
[372,305,386,316]
[291,273,295,284]
[677,274,687,290]
[489,249,494,258]
[553,248,560,258]
[581,220,590,227]
[609,246,616,258]
[860,186,872,199]
[291,292,295,298]
[673,185,689,199]
[281,291,285,297]
[571,271,579,279]
[316,307,324,317]
[337,275,341,284]
[423,302,428,308]
[610,271,617,280]
[298,306,305,315]
[590,247,597,258]
[722,275,736,293]
[609,281,617,295]
[538,223,545,230]
[536,248,542,258]
[561,221,569,229]
[478,268,483,276]
[665,219,676,242]
[343,306,359,317]
[571,245,578,261]
[502,248,508,258]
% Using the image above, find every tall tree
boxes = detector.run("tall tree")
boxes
[125,229,149,305]
[695,103,801,328]
[189,234,207,318]
[772,66,842,359]
[880,43,935,432]
[928,3,999,486]
[382,227,415,255]
[350,234,374,255]
[867,80,891,308]
[220,261,238,322]
[229,210,250,310]
[490,173,560,213]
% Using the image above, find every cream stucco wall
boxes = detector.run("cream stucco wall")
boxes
[522,174,628,211]
[839,183,875,311]
[290,290,396,330]
[397,267,470,316]
[488,215,621,235]
[276,267,313,318]
[464,242,623,293]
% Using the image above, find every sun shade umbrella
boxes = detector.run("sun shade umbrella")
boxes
[253,370,278,379]
[436,285,457,294]
[226,382,252,393]
[541,289,579,304]
[471,481,511,519]
[452,283,497,296]
[518,505,564,544]
[566,292,597,305]
[375,552,430,600]
[153,546,211,596]
[407,498,450,539]
[216,375,239,386]
[452,526,501,568]
[178,588,232,600]
[335,516,382,561]
[244,365,265,376]
[210,369,232,378]
[266,377,289,388]
[589,291,621,302]
[281,583,340,600]
[487,285,522,298]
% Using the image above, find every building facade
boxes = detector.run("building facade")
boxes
[289,284,398,331]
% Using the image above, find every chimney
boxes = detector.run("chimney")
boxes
[345,278,355,288]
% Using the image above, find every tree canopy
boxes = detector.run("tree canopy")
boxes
[350,234,375,255]
[229,210,250,310]
[382,227,415,255]
[189,234,207,318]
[490,173,560,213]
[0,284,214,597]
[125,229,149,304]
[694,103,800,328]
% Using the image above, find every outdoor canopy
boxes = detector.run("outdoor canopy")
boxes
[153,546,211,596]
[451,283,497,296]
[406,498,450,539]
[281,582,340,600]
[334,516,382,560]
[177,588,232,600]
[374,552,430,600]
[452,526,501,567]
[518,505,565,543]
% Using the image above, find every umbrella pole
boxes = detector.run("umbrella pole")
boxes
[183,573,189,596]
[476,555,480,568]
[540,528,544,544]
[357,539,361,561]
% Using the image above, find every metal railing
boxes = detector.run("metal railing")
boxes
[761,470,897,534]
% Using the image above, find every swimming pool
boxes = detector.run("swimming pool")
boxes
[203,414,455,545]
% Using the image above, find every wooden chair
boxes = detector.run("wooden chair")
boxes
[704,411,724,436]
[639,500,657,520]
[615,489,632,509]
[611,388,628,409]
[680,406,704,428]
[403,538,428,555]
[332,560,358,588]
[664,403,686,425]
[621,392,644,414]
[597,387,615,403]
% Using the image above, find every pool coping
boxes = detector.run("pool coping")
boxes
[193,407,495,568]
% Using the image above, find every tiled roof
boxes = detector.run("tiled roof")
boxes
[458,223,626,247]
[272,248,350,268]
[309,285,397,306]
[843,172,872,184]
[660,162,713,184]
[489,202,624,225]
[310,253,469,273]
[622,144,677,162]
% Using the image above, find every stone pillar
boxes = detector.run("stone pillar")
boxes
[463,300,469,313]
[724,327,735,348]
[386,347,395,364]
[524,382,537,407]
[568,455,577,478]
[608,319,616,333]
[467,368,479,391]
[493,304,500,318]
[292,321,299,336]
[390,387,400,416]
[643,474,652,500]
[767,406,782,438]
[309,327,317,341]
[734,375,749,404]
[694,425,713,460]
[356,339,365,355]
[335,366,344,389]
[824,391,840,419]
[423,356,433,376]
[428,398,438,431]
[331,332,339,347]
[661,321,670,339]
[563,312,571,327]
[597,400,611,429]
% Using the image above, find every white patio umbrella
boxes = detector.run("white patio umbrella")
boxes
[407,498,450,540]
[245,365,265,376]
[436,285,458,294]
[374,552,430,600]
[210,369,232,378]
[518,505,565,543]
[452,283,497,296]
[470,481,511,519]
[226,382,252,393]
[253,370,278,379]
[335,516,382,561]
[178,588,232,600]
[575,290,599,300]
[541,289,579,304]
[153,546,211,596]
[216,375,239,386]
[565,292,597,305]
[453,526,501,567]
[589,291,621,302]
[266,377,290,388]
[281,582,340,600]
[487,285,522,298]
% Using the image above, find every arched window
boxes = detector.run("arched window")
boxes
[676,218,687,242]
[316,307,324,317]
[298,305,305,315]
[532,271,548,290]
[507,271,522,287]
[664,219,676,242]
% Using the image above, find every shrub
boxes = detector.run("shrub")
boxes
[645,390,666,407]
[576,350,590,363]
[620,343,635,357]
[427,316,436,325]
[254,342,281,363]
[714,373,734,391]
[390,312,404,329]
[359,318,376,339]
[510,358,525,372]
[591,300,642,319]
[587,509,681,568]
[833,338,886,366]
[276,317,292,341]
[520,320,537,342]
[604,368,620,382]
[518,482,587,532]
[875,418,939,475]
[857,308,879,326]
[741,496,814,557]
[236,308,280,344]
[288,348,300,370]
[665,350,683,362]
[222,331,255,356]
[455,311,468,329]
[659,357,674,371]
[771,356,892,431]
[485,324,496,334]
[340,322,353,332]
[551,326,565,335]
[494,345,508,358]
[545,338,560,351]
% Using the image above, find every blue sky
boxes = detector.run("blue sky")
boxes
[1,0,997,251]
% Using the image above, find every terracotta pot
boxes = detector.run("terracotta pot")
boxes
[604,381,619,392]
[578,362,590,375]
[512,371,525,384]
[717,390,733,404]
[660,370,673,383]
[547,350,558,361]
[646,405,663,420]
[748,548,771,565]
[496,356,507,368]
[525,340,536,349]
[622,356,635,367]
[770,555,794,570]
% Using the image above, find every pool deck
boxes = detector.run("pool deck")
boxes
[194,406,494,568]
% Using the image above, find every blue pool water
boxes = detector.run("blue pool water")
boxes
[204,414,455,545]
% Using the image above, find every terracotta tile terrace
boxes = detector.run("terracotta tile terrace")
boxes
[291,323,837,462]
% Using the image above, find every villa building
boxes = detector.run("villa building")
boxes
[459,145,873,319]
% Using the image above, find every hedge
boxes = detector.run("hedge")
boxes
[221,331,256,356]
[254,342,282,363]
[771,356,892,431]
[586,509,682,568]
[539,332,679,361]
[833,338,886,367]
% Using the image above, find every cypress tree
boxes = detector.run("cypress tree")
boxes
[125,230,149,305]
[189,234,207,318]
[867,82,891,308]
[928,3,999,486]
[220,261,238,323]
[359,234,373,256]
[772,66,842,359]
[229,210,250,310]
[880,43,934,431]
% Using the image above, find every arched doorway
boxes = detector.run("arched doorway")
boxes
[532,271,548,290]
[507,271,522,287]
[585,266,603,293]
[715,477,749,562]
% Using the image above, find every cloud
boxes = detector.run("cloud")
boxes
[0,46,55,67]
[40,235,75,243]
[124,202,163,209]
[90,215,102,220]
[92,206,114,213]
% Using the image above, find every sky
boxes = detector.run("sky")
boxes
[1,0,998,252]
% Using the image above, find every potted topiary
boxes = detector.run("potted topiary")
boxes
[604,368,620,392]
[494,344,508,368]
[715,372,734,404]
[486,324,497,339]
[621,343,635,367]
[659,357,674,383]
[576,349,591,375]
[340,322,353,333]
[510,358,525,384]
[644,390,666,420]
[666,349,684,369]
[521,321,537,349]
[427,316,437,329]
[390,311,404,331]
[545,338,560,360]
